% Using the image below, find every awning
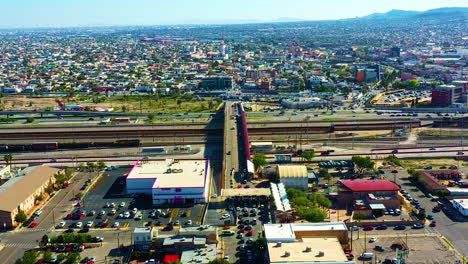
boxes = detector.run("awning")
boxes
[369,203,386,210]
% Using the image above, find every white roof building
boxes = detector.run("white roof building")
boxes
[126,159,210,205]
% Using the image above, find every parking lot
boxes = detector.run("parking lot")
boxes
[56,166,204,232]
[208,196,272,264]
[351,235,461,264]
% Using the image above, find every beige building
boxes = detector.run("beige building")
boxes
[267,237,352,264]
[0,166,60,229]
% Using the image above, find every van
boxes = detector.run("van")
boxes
[361,253,374,259]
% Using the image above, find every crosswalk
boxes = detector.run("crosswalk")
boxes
[14,228,48,233]
[2,242,38,248]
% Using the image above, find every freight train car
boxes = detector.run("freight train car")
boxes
[32,142,58,151]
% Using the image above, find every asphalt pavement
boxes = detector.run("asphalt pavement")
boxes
[382,169,468,256]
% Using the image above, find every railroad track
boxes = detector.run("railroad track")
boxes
[0,120,422,140]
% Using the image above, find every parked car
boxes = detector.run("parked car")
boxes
[376,224,388,230]
[363,226,375,231]
[394,225,406,230]
[28,222,38,228]
[374,245,385,252]
[429,221,436,227]
[412,223,424,229]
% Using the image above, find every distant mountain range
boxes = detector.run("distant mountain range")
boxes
[359,7,468,21]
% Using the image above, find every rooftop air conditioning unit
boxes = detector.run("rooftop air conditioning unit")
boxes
[318,251,324,257]
[276,242,282,247]
[305,247,311,252]
[284,251,290,257]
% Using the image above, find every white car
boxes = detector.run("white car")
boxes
[58,221,66,228]
[370,237,377,243]
[124,212,131,218]
[76,222,83,228]
[35,210,43,216]
[119,202,126,207]
[110,209,116,215]
[86,221,93,228]
[186,220,192,225]
[132,208,138,214]
[113,222,120,227]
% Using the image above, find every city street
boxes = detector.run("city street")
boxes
[382,169,468,256]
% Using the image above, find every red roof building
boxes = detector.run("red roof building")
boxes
[163,254,181,263]
[338,180,401,211]
[340,180,400,192]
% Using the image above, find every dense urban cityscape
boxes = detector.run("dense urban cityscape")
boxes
[0,4,467,264]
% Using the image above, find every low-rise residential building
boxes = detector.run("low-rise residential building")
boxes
[0,165,60,229]
[419,170,463,192]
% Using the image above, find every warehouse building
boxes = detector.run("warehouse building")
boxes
[0,165,60,229]
[126,159,210,206]
[277,165,309,191]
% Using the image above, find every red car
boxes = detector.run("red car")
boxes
[65,214,73,220]
[430,221,436,227]
[28,222,38,228]
[101,222,109,228]
[244,185,250,188]
[363,226,374,231]
[247,230,253,236]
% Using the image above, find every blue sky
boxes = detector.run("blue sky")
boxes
[0,0,467,28]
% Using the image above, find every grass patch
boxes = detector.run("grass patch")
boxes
[399,159,458,170]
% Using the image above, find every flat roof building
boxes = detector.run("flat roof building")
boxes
[452,199,468,216]
[126,159,210,206]
[264,222,349,244]
[267,237,352,264]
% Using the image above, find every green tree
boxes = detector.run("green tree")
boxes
[40,234,49,248]
[417,210,426,220]
[252,153,268,171]
[408,79,419,89]
[207,258,230,264]
[26,117,35,123]
[286,188,307,200]
[86,162,96,172]
[15,251,39,264]
[301,207,327,222]
[353,212,365,222]
[15,209,27,223]
[301,150,315,162]
[43,251,53,263]
[54,172,66,185]
[64,252,80,264]
[253,237,266,252]
[64,168,75,179]
[57,254,66,262]
[4,153,14,166]
[148,113,155,122]
[351,156,375,173]
[96,160,106,173]
[314,193,332,208]
[319,168,332,184]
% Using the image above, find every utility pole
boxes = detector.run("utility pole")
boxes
[364,232,367,252]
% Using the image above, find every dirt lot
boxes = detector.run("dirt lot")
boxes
[352,234,462,264]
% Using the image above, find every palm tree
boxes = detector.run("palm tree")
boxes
[4,153,13,167]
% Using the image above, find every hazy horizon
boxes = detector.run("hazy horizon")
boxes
[0,0,467,29]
